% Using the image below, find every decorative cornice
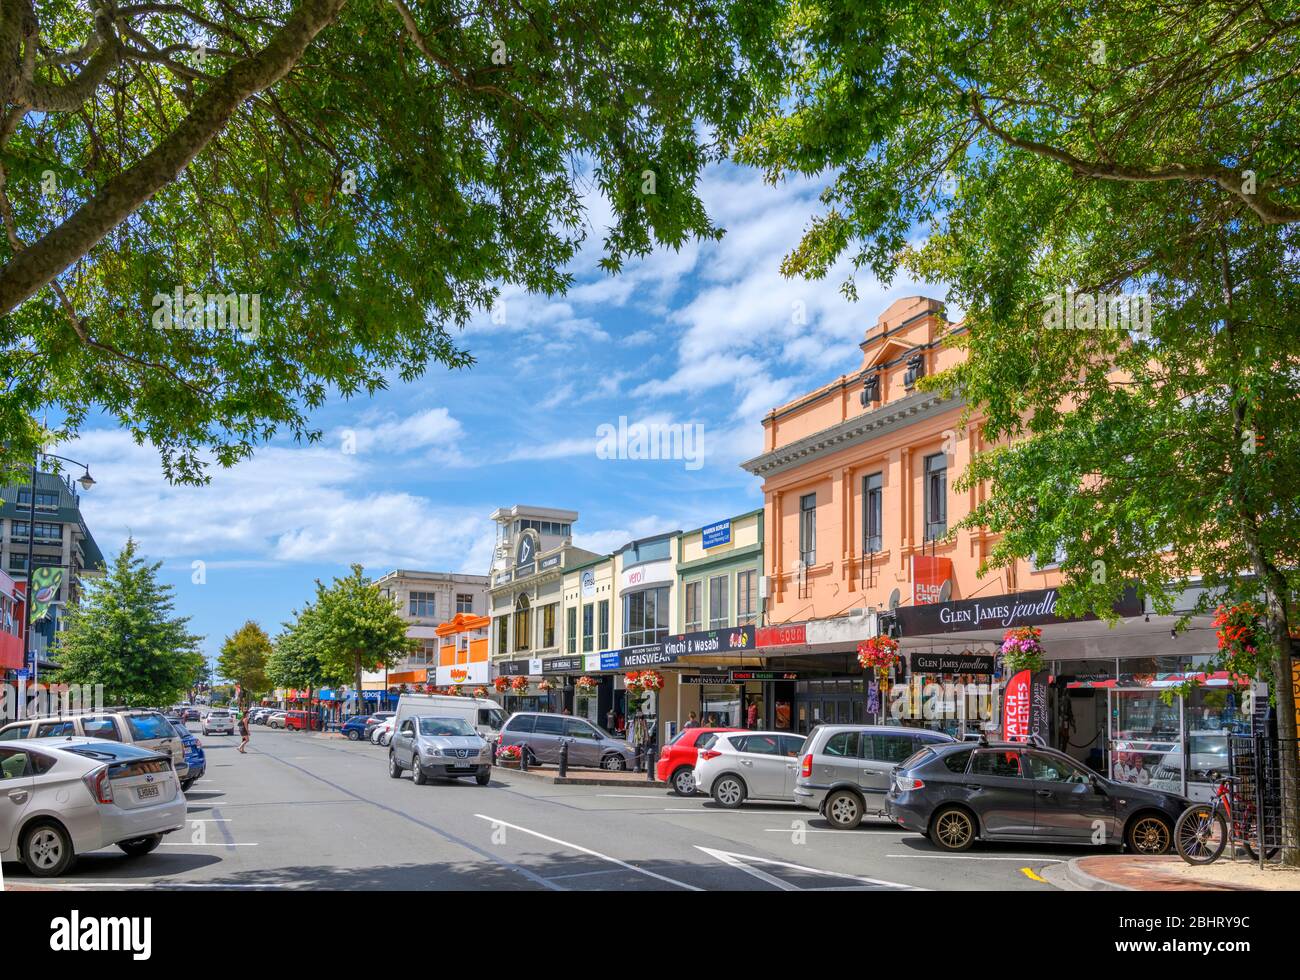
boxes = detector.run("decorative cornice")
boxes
[740,389,965,480]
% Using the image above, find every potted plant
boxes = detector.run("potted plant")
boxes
[857,636,900,677]
[1000,626,1045,673]
[496,744,524,768]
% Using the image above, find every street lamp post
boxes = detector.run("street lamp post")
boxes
[20,452,95,718]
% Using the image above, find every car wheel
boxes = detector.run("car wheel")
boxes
[711,774,746,809]
[346,729,360,741]
[1126,813,1173,855]
[21,821,75,877]
[388,751,402,779]
[671,767,697,797]
[411,756,427,785]
[930,806,977,851]
[118,834,162,857]
[476,770,491,786]
[824,789,865,830]
[181,778,195,792]
[381,732,392,747]
[601,753,628,772]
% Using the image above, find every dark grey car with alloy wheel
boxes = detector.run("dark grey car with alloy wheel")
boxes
[885,740,1188,855]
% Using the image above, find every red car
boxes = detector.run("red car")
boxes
[656,727,743,796]
[282,710,321,732]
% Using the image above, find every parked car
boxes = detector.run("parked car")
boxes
[370,717,395,746]
[0,710,189,784]
[282,710,319,732]
[0,736,188,877]
[655,727,742,796]
[166,719,205,791]
[885,740,1187,854]
[363,712,396,741]
[263,711,287,729]
[388,715,492,785]
[203,709,236,736]
[394,694,505,740]
[341,715,374,741]
[794,725,957,829]
[692,731,807,808]
[496,711,636,771]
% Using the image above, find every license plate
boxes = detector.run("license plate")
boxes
[136,784,160,800]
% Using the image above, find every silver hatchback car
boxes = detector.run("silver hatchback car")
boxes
[793,725,956,829]
[388,716,492,785]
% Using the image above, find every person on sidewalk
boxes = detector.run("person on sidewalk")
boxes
[683,711,700,730]
[237,708,250,753]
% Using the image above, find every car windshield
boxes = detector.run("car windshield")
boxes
[125,714,174,739]
[419,717,475,737]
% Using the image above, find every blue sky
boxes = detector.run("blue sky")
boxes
[62,162,934,666]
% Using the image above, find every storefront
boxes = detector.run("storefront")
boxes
[887,585,1259,802]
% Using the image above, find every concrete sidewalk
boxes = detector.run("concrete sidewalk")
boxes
[494,763,666,788]
[1060,854,1300,891]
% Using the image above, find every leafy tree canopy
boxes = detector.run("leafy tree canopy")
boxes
[1,0,781,482]
[217,618,273,699]
[54,535,204,706]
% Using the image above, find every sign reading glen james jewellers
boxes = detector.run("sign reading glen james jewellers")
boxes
[895,587,1141,636]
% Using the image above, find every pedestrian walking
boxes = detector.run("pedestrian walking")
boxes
[683,711,699,730]
[238,707,250,753]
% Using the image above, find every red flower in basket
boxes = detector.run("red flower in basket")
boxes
[510,675,530,693]
[497,744,522,762]
[575,676,597,696]
[473,686,488,699]
[639,670,665,692]
[493,677,510,693]
[857,635,900,671]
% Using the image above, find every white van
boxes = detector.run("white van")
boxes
[393,694,506,740]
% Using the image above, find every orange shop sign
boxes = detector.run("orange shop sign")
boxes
[913,555,953,606]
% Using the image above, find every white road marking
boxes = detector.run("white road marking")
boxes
[474,814,702,891]
[884,854,1065,861]
[661,807,806,814]
[696,846,922,891]
[161,842,260,846]
[595,793,666,798]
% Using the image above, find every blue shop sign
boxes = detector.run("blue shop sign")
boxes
[701,520,731,549]
[599,650,621,671]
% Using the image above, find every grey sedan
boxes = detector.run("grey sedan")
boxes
[388,716,492,786]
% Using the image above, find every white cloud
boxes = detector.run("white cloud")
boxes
[64,430,495,574]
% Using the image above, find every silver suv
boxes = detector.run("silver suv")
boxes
[793,725,955,829]
[0,710,188,783]
[497,712,636,771]
[388,715,491,785]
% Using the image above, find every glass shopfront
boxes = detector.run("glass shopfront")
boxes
[1061,655,1254,802]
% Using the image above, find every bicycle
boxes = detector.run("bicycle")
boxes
[1174,771,1280,865]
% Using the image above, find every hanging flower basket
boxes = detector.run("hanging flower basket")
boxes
[575,676,597,697]
[1000,626,1045,674]
[1212,602,1263,671]
[537,678,554,693]
[493,676,510,693]
[510,675,530,693]
[857,636,900,673]
[624,670,644,693]
[638,670,665,692]
[473,686,488,699]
